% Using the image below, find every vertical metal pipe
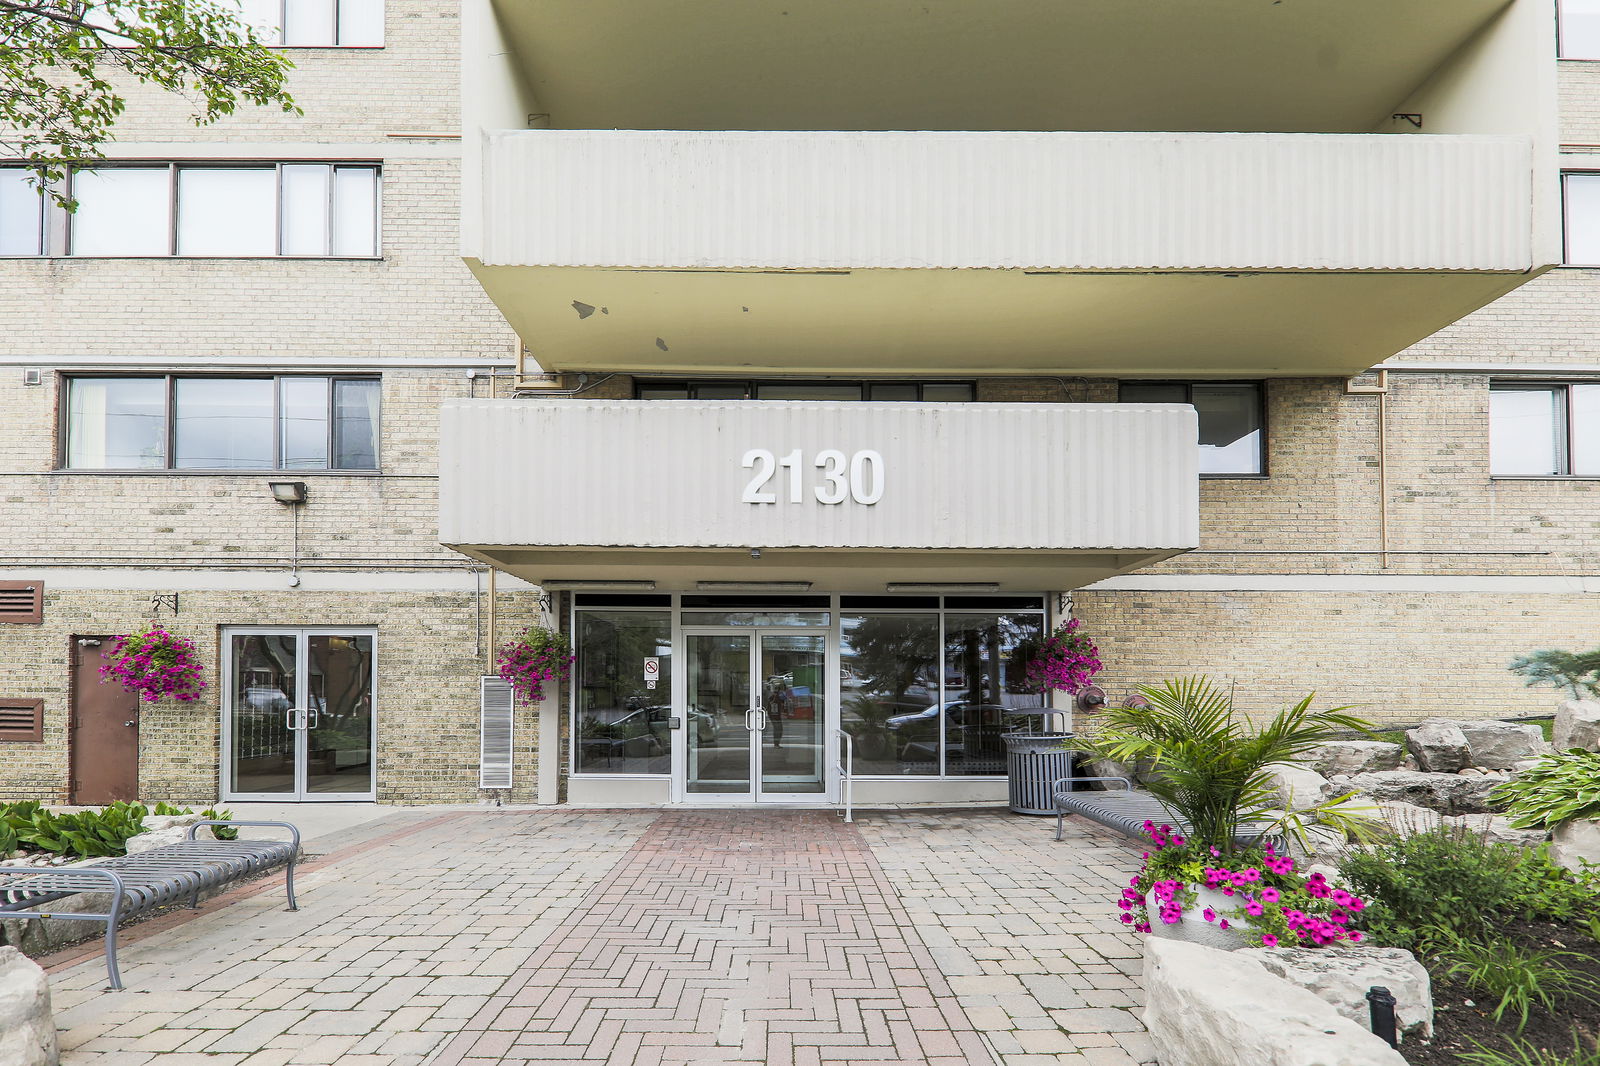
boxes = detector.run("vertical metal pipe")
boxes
[486,567,497,671]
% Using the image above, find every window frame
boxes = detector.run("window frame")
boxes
[57,372,382,474]
[633,379,978,401]
[1,162,382,259]
[1562,171,1600,267]
[1489,381,1600,479]
[1117,379,1269,479]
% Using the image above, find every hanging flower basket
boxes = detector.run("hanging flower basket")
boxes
[496,624,574,705]
[99,624,207,704]
[1022,617,1103,696]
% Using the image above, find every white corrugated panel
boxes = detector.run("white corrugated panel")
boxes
[440,400,1199,551]
[478,676,514,790]
[477,130,1531,272]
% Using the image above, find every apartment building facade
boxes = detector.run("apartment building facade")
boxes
[1,0,1594,809]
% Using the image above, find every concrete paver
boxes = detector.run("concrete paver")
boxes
[44,806,1151,1065]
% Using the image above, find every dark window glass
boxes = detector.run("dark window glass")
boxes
[638,387,691,400]
[332,379,380,469]
[1120,382,1264,475]
[1120,384,1188,405]
[574,611,673,774]
[839,595,940,609]
[841,613,940,776]
[573,594,673,606]
[943,613,1045,776]
[867,384,919,401]
[694,384,748,399]
[922,383,975,401]
[679,595,830,609]
[757,384,862,401]
[943,596,1045,610]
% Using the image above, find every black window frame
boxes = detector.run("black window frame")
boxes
[57,372,382,473]
[1488,381,1600,478]
[1117,380,1268,479]
[633,379,977,401]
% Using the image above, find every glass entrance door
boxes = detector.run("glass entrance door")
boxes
[223,628,376,801]
[682,630,827,802]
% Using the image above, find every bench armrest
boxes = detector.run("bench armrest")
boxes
[1052,776,1133,792]
[188,820,301,852]
[0,865,128,897]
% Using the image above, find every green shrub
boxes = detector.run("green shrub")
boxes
[1492,749,1600,831]
[1438,934,1600,1031]
[1457,1033,1600,1066]
[1338,826,1600,952]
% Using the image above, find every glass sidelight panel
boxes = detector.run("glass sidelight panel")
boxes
[686,634,752,794]
[944,613,1045,776]
[839,614,939,775]
[575,611,673,773]
[757,633,826,794]
[229,634,298,794]
[303,635,374,794]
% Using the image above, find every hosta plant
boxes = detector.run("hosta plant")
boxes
[1119,820,1370,947]
[1490,749,1600,831]
[1022,618,1103,696]
[100,624,207,703]
[496,624,573,705]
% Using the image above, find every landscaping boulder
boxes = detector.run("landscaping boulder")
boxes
[1143,938,1407,1066]
[0,947,57,1066]
[1405,721,1470,774]
[1301,741,1404,777]
[1452,773,1508,815]
[1554,700,1600,752]
[1350,772,1469,815]
[1264,762,1331,811]
[1441,813,1547,849]
[1549,818,1600,873]
[1456,721,1547,770]
[1239,945,1433,1043]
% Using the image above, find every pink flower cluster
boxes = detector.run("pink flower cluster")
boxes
[1023,618,1103,696]
[496,641,574,706]
[99,626,206,704]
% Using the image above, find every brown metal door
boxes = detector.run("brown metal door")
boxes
[70,637,140,804]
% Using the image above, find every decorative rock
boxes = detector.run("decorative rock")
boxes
[1350,772,1468,815]
[0,946,58,1066]
[1456,721,1547,770]
[1240,945,1433,1042]
[125,826,189,855]
[1555,700,1600,751]
[1406,720,1471,774]
[1441,813,1547,849]
[1453,775,1506,815]
[1265,762,1332,811]
[1549,818,1600,873]
[1143,938,1407,1066]
[1301,741,1405,777]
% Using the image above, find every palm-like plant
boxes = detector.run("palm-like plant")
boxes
[1071,676,1382,852]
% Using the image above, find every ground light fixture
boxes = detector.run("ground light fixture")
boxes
[267,480,309,505]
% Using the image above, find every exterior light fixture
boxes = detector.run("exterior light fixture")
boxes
[695,581,812,592]
[539,580,657,591]
[268,481,309,505]
[884,582,1001,593]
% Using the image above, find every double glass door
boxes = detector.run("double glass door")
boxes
[223,628,376,801]
[682,630,827,802]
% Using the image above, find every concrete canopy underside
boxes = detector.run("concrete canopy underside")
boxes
[489,0,1510,133]
[469,265,1539,377]
[446,546,1188,594]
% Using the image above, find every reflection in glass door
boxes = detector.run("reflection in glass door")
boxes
[681,630,827,801]
[224,629,376,801]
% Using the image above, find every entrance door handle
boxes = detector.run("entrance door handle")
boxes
[286,708,310,731]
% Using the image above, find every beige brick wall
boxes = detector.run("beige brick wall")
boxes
[0,585,547,804]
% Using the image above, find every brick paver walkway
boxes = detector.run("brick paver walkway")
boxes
[44,807,1151,1066]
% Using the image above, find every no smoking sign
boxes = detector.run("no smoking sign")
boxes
[643,657,659,690]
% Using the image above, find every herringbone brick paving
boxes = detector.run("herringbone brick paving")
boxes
[427,811,997,1066]
[45,806,1151,1066]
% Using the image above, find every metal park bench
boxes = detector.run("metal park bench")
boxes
[1052,778,1281,848]
[0,819,300,990]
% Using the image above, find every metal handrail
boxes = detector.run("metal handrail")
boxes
[834,728,854,823]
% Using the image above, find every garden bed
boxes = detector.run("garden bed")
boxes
[1400,918,1600,1065]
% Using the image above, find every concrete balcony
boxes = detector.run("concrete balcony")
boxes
[463,129,1545,377]
[438,399,1199,592]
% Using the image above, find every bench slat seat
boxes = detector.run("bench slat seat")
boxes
[1052,778,1282,848]
[0,820,300,990]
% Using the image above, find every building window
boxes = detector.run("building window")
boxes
[1490,383,1600,476]
[1560,0,1600,59]
[88,0,382,47]
[63,376,380,471]
[1,164,379,258]
[1119,381,1265,476]
[574,611,673,774]
[635,380,975,401]
[1564,173,1600,265]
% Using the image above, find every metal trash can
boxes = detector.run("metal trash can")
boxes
[1003,732,1074,816]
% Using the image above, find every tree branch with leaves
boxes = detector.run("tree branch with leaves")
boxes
[0,0,298,205]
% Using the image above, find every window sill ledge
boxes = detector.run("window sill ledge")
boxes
[1490,475,1600,481]
[50,468,390,477]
